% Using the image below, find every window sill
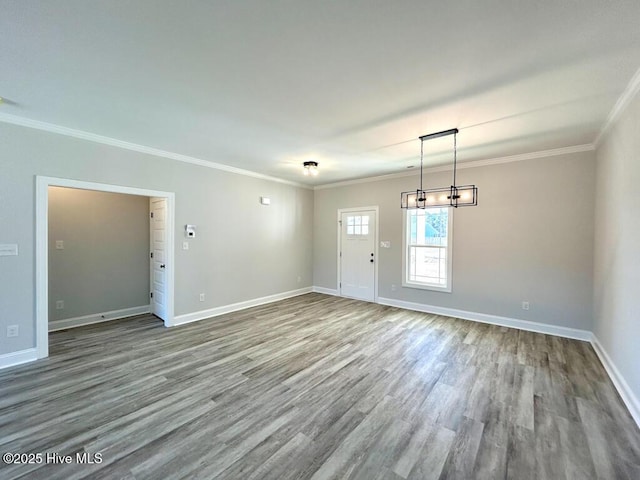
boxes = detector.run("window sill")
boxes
[402,281,452,293]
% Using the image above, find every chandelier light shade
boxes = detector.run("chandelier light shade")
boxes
[303,161,319,176]
[400,128,478,209]
[401,185,478,208]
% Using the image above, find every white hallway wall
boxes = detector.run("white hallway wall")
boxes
[0,121,314,356]
[48,187,150,324]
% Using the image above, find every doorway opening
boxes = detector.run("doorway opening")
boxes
[36,176,176,359]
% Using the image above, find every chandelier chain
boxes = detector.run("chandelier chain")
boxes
[420,138,424,191]
[453,132,457,187]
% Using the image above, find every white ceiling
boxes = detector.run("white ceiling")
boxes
[2,1,640,185]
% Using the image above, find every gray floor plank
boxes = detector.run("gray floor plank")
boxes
[0,293,637,479]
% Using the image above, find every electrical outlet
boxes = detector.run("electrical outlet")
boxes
[183,241,189,250]
[522,301,530,311]
[7,325,19,337]
[55,240,64,250]
[56,300,64,310]
[297,276,301,283]
[391,284,397,291]
[199,293,205,302]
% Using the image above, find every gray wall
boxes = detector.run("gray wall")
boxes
[314,151,596,330]
[0,122,313,355]
[48,187,150,322]
[594,91,640,403]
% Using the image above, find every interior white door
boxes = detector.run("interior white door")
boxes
[150,197,168,321]
[340,210,376,301]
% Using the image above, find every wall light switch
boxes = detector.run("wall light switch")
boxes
[7,325,18,337]
[0,244,18,256]
[185,225,196,238]
[55,240,64,250]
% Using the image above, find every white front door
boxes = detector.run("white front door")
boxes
[340,209,376,302]
[150,197,168,321]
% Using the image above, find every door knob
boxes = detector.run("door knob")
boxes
[160,264,166,269]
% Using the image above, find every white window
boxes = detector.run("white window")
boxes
[403,207,452,292]
[346,215,369,236]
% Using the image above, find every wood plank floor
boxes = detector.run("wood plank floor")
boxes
[1,293,639,479]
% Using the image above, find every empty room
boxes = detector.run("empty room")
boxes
[1,1,639,479]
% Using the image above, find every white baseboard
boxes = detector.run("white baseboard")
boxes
[312,286,340,296]
[48,305,151,332]
[590,335,640,428]
[377,297,592,341]
[171,287,312,327]
[0,348,38,370]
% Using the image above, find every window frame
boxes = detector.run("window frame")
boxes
[345,214,370,236]
[402,207,454,293]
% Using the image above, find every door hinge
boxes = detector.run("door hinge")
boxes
[339,282,342,288]
[150,211,154,218]
[150,292,153,298]
[150,252,153,259]
[340,251,342,257]
[339,220,342,225]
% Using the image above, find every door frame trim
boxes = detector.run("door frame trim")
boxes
[337,206,379,302]
[36,176,176,359]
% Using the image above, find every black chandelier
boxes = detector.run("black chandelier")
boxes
[400,128,478,209]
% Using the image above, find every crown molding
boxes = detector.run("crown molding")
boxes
[0,111,597,192]
[0,113,310,189]
[594,65,640,148]
[314,143,595,190]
